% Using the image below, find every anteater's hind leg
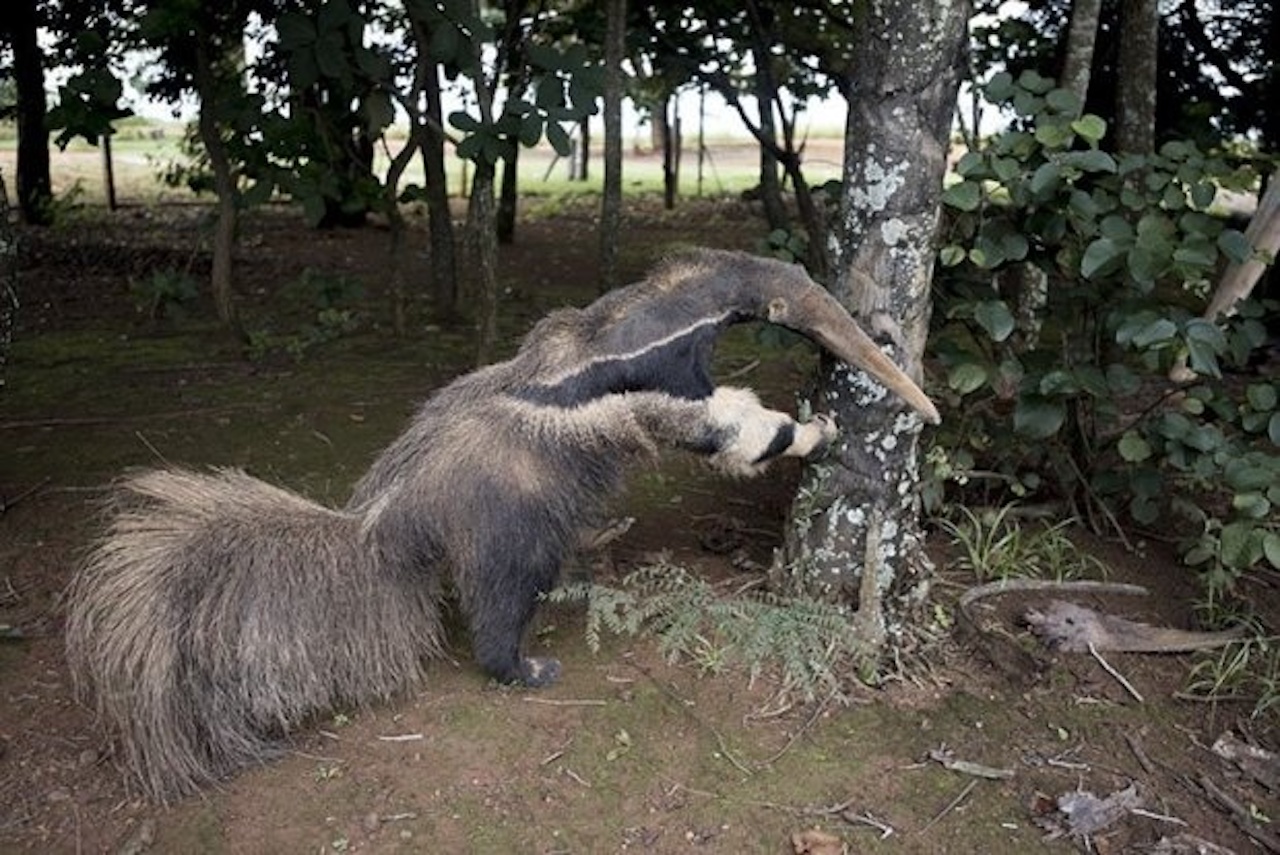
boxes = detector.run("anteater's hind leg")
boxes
[456,501,568,687]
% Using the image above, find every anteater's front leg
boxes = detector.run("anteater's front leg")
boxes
[634,386,838,477]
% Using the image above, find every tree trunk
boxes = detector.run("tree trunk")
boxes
[599,0,626,292]
[0,172,18,391]
[102,131,118,211]
[466,161,499,364]
[497,145,518,245]
[1060,0,1103,107]
[194,41,240,333]
[8,0,52,226]
[419,56,459,315]
[575,118,590,182]
[385,133,420,337]
[1115,0,1159,155]
[745,4,788,233]
[778,0,968,657]
[659,98,680,210]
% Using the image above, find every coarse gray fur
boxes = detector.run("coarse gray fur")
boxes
[65,248,938,801]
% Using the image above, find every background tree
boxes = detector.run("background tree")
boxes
[598,0,626,292]
[1059,0,1102,106]
[777,0,970,655]
[1114,0,1158,155]
[3,0,53,225]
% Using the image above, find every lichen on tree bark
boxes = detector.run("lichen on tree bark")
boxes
[776,0,969,654]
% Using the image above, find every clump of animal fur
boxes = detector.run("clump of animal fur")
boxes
[65,249,939,800]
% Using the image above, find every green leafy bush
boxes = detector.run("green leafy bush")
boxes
[932,70,1278,598]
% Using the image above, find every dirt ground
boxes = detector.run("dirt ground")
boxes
[1,195,1277,854]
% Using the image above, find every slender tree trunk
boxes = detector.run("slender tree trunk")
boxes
[599,0,626,292]
[385,134,421,337]
[466,161,499,364]
[0,172,18,392]
[659,97,680,210]
[745,2,788,232]
[576,118,590,182]
[194,41,240,333]
[419,57,459,315]
[102,132,118,211]
[497,146,519,245]
[1060,0,1103,107]
[8,0,52,226]
[778,0,968,656]
[1115,0,1158,155]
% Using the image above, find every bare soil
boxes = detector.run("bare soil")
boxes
[1,196,1277,854]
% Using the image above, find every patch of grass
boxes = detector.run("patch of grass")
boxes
[1184,632,1280,720]
[937,503,1109,583]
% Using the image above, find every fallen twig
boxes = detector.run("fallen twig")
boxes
[844,810,895,839]
[1197,773,1280,853]
[928,748,1014,780]
[1123,730,1156,775]
[521,697,608,707]
[1088,642,1144,703]
[918,779,978,835]
[0,478,51,515]
[376,733,424,742]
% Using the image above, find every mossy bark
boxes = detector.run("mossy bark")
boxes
[778,0,969,657]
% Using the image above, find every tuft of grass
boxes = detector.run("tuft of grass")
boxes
[1184,631,1280,720]
[937,504,1109,583]
[546,554,875,705]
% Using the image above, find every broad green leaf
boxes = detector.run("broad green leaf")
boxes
[1069,189,1100,219]
[1220,521,1263,570]
[1039,369,1078,395]
[1270,412,1280,446]
[973,300,1016,342]
[545,120,571,156]
[942,180,981,212]
[1265,532,1280,570]
[1000,232,1029,261]
[1226,458,1276,491]
[1034,121,1073,149]
[1081,237,1124,278]
[1173,243,1217,268]
[1129,495,1161,525]
[1061,150,1117,173]
[1014,397,1066,439]
[939,245,966,267]
[429,23,459,63]
[1100,214,1133,240]
[984,71,1016,101]
[1246,383,1277,412]
[1130,317,1177,348]
[1030,162,1061,196]
[1190,181,1216,209]
[947,363,988,394]
[1018,69,1054,94]
[448,110,482,133]
[277,13,317,48]
[992,157,1021,182]
[955,151,985,177]
[1216,229,1253,264]
[518,114,544,147]
[1046,88,1081,115]
[1118,431,1152,462]
[1070,114,1107,144]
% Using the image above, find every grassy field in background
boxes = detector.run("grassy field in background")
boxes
[0,118,847,208]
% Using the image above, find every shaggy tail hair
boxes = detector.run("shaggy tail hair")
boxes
[65,468,444,801]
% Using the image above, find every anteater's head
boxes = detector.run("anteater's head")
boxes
[525,249,939,423]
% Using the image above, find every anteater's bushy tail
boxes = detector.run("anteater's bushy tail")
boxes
[65,468,443,801]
